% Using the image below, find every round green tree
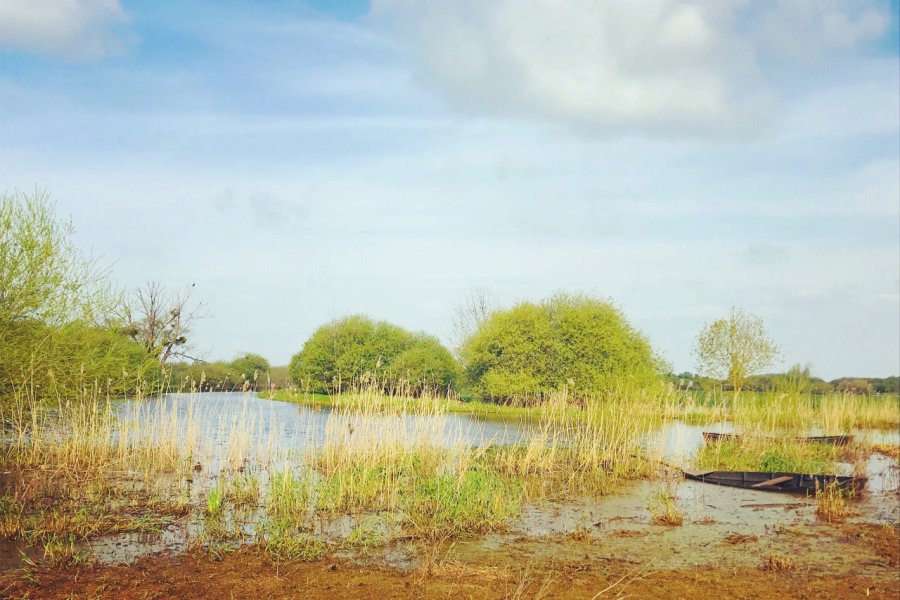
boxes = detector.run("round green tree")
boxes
[388,335,460,394]
[230,352,271,383]
[289,315,458,394]
[459,293,664,401]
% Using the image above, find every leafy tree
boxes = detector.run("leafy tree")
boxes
[834,378,872,395]
[389,335,460,394]
[230,352,271,384]
[0,189,116,328]
[0,190,148,401]
[459,293,664,402]
[694,307,779,399]
[289,315,458,394]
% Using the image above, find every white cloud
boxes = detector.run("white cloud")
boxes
[371,0,891,137]
[0,0,130,60]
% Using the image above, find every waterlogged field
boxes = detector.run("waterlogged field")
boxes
[0,388,898,598]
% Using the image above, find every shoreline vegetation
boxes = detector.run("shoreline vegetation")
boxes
[1,191,898,596]
[259,385,900,432]
[1,381,897,571]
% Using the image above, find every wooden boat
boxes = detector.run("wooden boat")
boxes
[684,470,867,494]
[702,431,852,446]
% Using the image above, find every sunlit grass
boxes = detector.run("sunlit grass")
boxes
[695,434,840,474]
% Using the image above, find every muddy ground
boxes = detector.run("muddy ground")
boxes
[1,522,896,599]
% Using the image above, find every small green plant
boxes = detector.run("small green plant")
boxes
[261,518,325,561]
[205,478,226,518]
[345,516,386,550]
[228,473,260,509]
[815,480,855,522]
[401,468,521,538]
[268,470,309,520]
[648,483,683,526]
[41,535,91,566]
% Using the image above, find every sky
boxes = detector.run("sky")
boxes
[0,0,898,379]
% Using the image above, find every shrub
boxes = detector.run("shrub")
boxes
[289,316,458,394]
[388,335,459,394]
[459,293,664,401]
[0,190,148,403]
[229,353,270,385]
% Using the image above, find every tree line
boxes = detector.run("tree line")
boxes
[3,189,896,408]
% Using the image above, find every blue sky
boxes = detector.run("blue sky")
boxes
[1,0,898,378]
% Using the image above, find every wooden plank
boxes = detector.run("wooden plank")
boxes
[751,475,794,488]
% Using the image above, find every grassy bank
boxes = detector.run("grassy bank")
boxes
[261,387,900,432]
[2,383,897,568]
[0,385,669,564]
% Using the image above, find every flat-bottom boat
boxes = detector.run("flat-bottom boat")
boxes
[683,470,867,494]
[701,432,852,446]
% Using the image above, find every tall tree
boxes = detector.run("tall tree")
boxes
[694,307,780,399]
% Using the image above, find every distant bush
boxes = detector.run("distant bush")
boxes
[165,352,273,392]
[459,293,664,402]
[389,335,459,394]
[289,316,458,394]
[230,353,271,384]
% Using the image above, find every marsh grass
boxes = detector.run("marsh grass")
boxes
[205,478,226,518]
[228,473,260,509]
[815,480,857,522]
[259,518,325,561]
[647,482,683,526]
[268,470,310,521]
[760,553,795,571]
[695,434,839,474]
[680,390,899,432]
[344,515,387,549]
[5,377,888,565]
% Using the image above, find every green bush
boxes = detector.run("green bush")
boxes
[0,190,155,403]
[288,315,458,394]
[459,293,664,401]
[388,335,459,394]
[229,352,270,384]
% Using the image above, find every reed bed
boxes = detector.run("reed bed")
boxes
[675,390,899,433]
[694,430,840,474]
[2,379,894,566]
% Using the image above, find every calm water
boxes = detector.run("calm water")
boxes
[121,392,527,470]
[42,391,893,566]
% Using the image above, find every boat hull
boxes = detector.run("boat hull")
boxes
[684,470,867,494]
[702,432,852,446]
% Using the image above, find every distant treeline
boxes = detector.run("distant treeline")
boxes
[164,354,290,392]
[667,371,899,395]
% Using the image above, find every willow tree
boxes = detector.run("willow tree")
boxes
[0,190,147,400]
[694,307,779,399]
[459,293,664,402]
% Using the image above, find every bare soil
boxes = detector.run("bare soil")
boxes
[1,523,896,600]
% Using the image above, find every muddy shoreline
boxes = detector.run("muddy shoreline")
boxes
[2,521,897,600]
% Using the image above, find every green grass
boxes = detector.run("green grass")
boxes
[258,389,548,422]
[268,471,310,521]
[260,518,325,561]
[228,473,260,509]
[344,516,387,549]
[400,468,521,538]
[695,438,839,474]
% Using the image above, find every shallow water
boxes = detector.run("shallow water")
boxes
[119,392,528,471]
[9,392,898,568]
